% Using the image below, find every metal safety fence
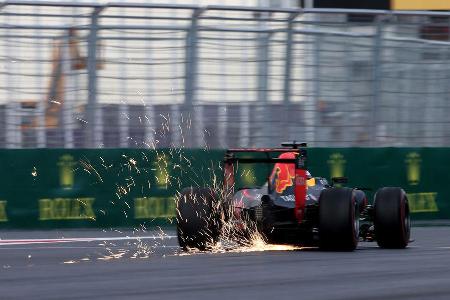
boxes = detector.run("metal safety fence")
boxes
[1,1,450,148]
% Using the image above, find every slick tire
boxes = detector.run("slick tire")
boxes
[319,188,359,251]
[374,187,410,249]
[176,187,222,251]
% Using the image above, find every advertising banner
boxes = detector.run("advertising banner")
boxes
[0,148,447,228]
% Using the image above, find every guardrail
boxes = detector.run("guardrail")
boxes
[0,148,446,228]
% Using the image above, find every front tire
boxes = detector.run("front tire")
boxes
[176,187,222,251]
[319,188,359,251]
[374,187,410,249]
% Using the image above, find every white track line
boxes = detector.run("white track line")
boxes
[0,245,181,250]
[0,235,176,246]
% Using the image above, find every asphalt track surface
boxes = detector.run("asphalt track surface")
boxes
[0,227,449,300]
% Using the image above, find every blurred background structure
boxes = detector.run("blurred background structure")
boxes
[1,0,450,148]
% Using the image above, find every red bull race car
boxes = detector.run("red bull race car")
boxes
[176,142,411,251]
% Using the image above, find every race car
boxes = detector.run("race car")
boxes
[176,142,411,251]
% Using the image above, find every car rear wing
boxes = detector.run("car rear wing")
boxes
[223,142,309,223]
[226,148,300,153]
[224,144,306,164]
[224,157,297,164]
[226,141,307,154]
[224,143,307,171]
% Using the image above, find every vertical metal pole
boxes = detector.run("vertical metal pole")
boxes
[218,25,227,148]
[71,4,80,148]
[95,103,103,147]
[283,12,299,142]
[238,0,251,148]
[195,105,205,148]
[183,31,192,148]
[239,30,250,148]
[445,42,450,146]
[423,61,432,147]
[171,104,181,147]
[371,17,383,146]
[184,8,203,147]
[398,65,407,146]
[446,18,450,146]
[301,5,315,145]
[35,5,46,148]
[119,7,128,148]
[283,13,299,106]
[170,5,181,148]
[438,51,446,147]
[239,104,250,147]
[0,5,3,146]
[306,34,321,145]
[218,105,227,148]
[145,104,156,148]
[62,36,74,148]
[344,30,354,146]
[4,7,21,148]
[184,9,203,107]
[256,12,270,146]
[86,7,103,148]
[4,10,14,148]
[257,34,269,104]
[145,8,155,149]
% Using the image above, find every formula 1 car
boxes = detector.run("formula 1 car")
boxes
[176,142,411,251]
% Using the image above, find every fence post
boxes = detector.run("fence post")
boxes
[144,8,155,149]
[283,12,300,142]
[184,9,202,107]
[446,38,450,145]
[256,13,271,146]
[34,5,46,148]
[62,34,74,148]
[306,34,321,145]
[184,8,203,147]
[283,12,299,106]
[119,6,128,148]
[371,16,384,146]
[86,7,103,148]
[257,34,269,105]
[4,8,21,148]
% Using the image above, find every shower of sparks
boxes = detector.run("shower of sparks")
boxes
[92,231,160,261]
[63,260,78,264]
[76,117,88,123]
[80,159,104,183]
[97,249,128,261]
[70,108,294,262]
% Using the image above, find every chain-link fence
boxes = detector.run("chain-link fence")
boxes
[1,2,450,148]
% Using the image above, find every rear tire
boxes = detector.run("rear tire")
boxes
[374,187,410,249]
[319,188,359,251]
[176,187,222,251]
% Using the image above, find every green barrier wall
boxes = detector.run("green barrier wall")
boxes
[0,149,224,228]
[0,148,448,228]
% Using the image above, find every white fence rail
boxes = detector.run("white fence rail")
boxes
[1,1,450,148]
